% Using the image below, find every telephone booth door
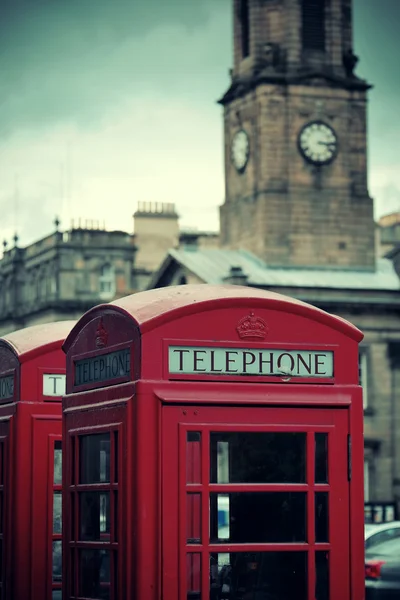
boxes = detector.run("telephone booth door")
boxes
[163,405,350,600]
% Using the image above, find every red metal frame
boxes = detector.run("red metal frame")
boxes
[0,422,9,600]
[61,285,364,600]
[47,433,62,599]
[0,321,74,600]
[162,405,350,600]
[62,404,125,600]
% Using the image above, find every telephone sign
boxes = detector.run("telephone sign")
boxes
[168,345,334,378]
[0,374,14,400]
[43,373,66,396]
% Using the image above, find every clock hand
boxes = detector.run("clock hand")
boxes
[318,141,335,147]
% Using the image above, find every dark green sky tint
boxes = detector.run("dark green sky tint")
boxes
[1,0,398,161]
[0,0,399,241]
[0,0,228,134]
[354,0,400,166]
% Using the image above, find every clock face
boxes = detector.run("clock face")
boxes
[231,129,250,172]
[298,121,338,165]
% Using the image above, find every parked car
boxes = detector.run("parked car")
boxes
[365,536,400,599]
[365,521,400,550]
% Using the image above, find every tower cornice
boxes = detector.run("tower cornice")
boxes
[218,71,372,106]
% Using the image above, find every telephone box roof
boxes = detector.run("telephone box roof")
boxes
[1,321,76,362]
[63,285,363,352]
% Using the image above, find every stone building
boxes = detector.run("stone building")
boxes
[133,201,219,290]
[0,221,137,335]
[0,206,218,335]
[148,0,400,515]
[378,212,400,258]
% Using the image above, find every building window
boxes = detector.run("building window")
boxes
[359,348,369,410]
[30,275,36,302]
[99,264,116,300]
[364,460,370,502]
[40,270,47,301]
[50,276,57,296]
[240,0,250,58]
[5,279,12,310]
[301,0,326,51]
[0,281,3,315]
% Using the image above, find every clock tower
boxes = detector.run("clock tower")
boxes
[219,0,375,269]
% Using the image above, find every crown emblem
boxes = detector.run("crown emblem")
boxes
[236,312,267,340]
[95,318,108,348]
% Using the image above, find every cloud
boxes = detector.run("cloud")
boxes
[0,0,230,136]
[0,0,231,246]
[0,95,225,244]
[1,0,400,251]
[371,174,400,219]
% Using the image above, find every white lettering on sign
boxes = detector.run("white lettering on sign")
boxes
[168,346,333,378]
[0,375,14,400]
[74,348,131,387]
[43,374,66,397]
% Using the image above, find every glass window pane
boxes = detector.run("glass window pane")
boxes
[315,492,329,542]
[316,551,329,600]
[186,432,201,484]
[52,591,62,600]
[79,549,110,600]
[0,443,4,486]
[186,553,201,599]
[210,492,306,543]
[315,433,328,483]
[114,431,118,484]
[210,552,307,600]
[52,540,62,582]
[187,493,201,543]
[54,441,62,485]
[53,491,62,534]
[114,490,118,542]
[211,494,230,541]
[80,492,110,541]
[210,432,306,483]
[80,434,110,484]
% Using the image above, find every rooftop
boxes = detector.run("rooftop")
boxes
[152,248,400,292]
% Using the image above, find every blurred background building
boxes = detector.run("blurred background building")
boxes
[1,0,400,519]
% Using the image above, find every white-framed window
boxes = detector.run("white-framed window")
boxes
[359,347,369,410]
[49,276,57,296]
[99,264,116,300]
[364,460,370,502]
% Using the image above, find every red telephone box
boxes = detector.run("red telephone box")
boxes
[62,285,365,600]
[0,320,75,600]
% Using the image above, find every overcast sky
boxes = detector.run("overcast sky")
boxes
[1,0,399,247]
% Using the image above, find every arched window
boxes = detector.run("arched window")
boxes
[0,278,4,314]
[5,277,12,309]
[301,0,326,51]
[240,0,250,58]
[99,264,116,300]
